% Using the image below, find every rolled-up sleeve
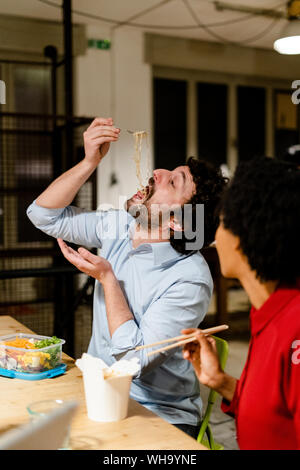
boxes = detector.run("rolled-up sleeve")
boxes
[27,202,130,249]
[110,280,211,378]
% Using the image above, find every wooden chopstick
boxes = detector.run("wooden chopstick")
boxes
[145,325,229,358]
[135,324,228,352]
[135,332,196,351]
[146,336,197,357]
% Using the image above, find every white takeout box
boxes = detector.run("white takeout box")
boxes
[75,353,140,422]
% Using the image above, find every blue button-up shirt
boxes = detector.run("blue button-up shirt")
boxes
[27,201,213,425]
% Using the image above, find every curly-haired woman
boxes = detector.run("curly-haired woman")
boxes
[183,156,300,450]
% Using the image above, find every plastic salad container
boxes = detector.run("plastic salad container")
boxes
[0,333,65,374]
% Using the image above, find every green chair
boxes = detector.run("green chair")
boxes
[197,335,229,450]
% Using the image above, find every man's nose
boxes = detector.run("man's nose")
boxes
[153,169,169,184]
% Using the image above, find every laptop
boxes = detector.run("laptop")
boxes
[0,401,78,450]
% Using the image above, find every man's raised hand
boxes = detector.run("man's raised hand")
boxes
[83,117,120,165]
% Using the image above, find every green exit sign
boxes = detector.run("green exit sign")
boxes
[88,39,111,50]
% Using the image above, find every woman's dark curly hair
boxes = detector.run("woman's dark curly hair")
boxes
[220,156,300,285]
[170,157,228,254]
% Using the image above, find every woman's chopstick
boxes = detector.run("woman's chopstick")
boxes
[147,336,198,357]
[135,332,197,351]
[145,325,228,358]
[135,324,229,356]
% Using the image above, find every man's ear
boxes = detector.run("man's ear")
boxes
[168,218,184,232]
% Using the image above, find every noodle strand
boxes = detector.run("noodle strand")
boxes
[132,130,149,195]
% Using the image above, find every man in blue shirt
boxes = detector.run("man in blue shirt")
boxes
[27,117,226,439]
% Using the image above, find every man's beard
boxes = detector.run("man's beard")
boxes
[127,178,166,233]
[128,198,154,231]
[126,177,155,222]
[126,178,181,238]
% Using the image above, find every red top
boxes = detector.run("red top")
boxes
[221,282,300,450]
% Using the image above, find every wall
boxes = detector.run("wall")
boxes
[0,14,86,56]
[145,33,300,81]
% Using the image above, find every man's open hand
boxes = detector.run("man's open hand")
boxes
[57,238,113,283]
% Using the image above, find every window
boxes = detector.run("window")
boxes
[237,86,266,161]
[274,89,299,159]
[197,82,228,166]
[153,77,187,170]
[154,66,293,175]
[0,63,53,247]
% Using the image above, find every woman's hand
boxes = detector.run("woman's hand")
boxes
[57,238,114,284]
[182,328,226,390]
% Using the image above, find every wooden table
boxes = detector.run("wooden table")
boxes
[0,316,207,450]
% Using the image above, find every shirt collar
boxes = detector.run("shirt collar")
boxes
[128,219,186,266]
[250,281,300,336]
[151,242,184,266]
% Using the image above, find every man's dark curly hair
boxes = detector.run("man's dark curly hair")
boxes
[170,157,227,254]
[220,156,300,285]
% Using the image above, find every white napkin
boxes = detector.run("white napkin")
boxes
[75,353,140,380]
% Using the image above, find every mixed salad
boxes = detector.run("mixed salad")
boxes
[0,336,63,373]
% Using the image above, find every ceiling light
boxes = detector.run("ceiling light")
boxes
[274,1,300,55]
